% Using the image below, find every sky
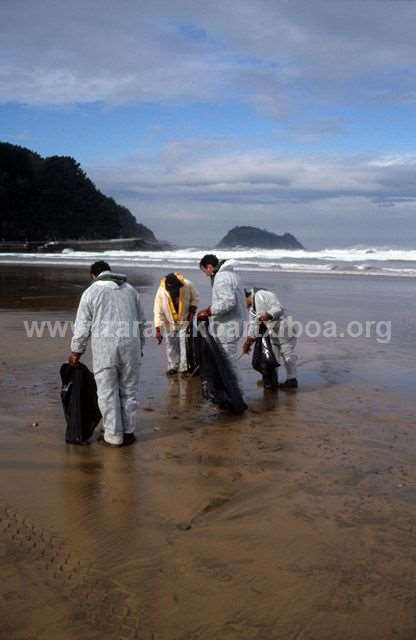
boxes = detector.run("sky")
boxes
[1,0,416,248]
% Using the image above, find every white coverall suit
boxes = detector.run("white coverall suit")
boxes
[247,288,297,380]
[71,271,146,445]
[153,274,199,373]
[210,260,246,386]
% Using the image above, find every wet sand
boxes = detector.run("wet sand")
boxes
[1,265,416,640]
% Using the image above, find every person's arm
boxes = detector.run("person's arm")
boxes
[266,296,283,320]
[258,291,283,322]
[247,305,259,339]
[241,305,257,354]
[153,289,164,343]
[183,280,198,322]
[70,291,93,362]
[153,289,165,327]
[210,273,236,316]
[189,281,200,309]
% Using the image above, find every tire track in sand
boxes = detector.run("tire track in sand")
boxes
[0,501,148,640]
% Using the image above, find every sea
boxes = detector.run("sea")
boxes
[1,246,416,278]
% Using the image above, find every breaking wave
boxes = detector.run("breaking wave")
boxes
[1,246,416,277]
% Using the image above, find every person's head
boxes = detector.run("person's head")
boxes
[199,254,219,277]
[244,288,253,308]
[165,272,183,295]
[90,261,111,279]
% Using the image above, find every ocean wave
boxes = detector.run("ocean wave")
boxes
[2,252,416,277]
[2,245,416,262]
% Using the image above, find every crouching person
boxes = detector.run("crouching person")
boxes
[154,272,199,376]
[68,261,146,447]
[243,287,298,390]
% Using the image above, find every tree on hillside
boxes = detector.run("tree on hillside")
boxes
[0,142,156,242]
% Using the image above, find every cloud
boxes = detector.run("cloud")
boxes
[278,119,348,145]
[92,143,416,204]
[2,0,416,112]
[88,141,416,246]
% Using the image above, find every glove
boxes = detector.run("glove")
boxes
[242,338,255,355]
[68,352,81,367]
[156,327,163,344]
[197,306,211,321]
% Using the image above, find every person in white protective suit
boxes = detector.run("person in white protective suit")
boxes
[68,261,146,447]
[153,272,199,375]
[242,287,298,389]
[197,254,246,391]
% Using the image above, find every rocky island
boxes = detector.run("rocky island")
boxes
[217,226,304,250]
[0,142,166,252]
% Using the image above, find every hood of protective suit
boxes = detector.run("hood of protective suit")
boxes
[217,260,237,273]
[210,259,236,286]
[95,270,127,286]
[209,259,245,342]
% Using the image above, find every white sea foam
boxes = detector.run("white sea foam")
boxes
[1,246,416,277]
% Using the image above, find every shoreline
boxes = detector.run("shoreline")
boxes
[1,256,416,279]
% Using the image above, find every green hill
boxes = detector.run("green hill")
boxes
[0,142,156,242]
[217,226,304,249]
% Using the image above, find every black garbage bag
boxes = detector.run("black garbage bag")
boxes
[197,321,247,415]
[60,363,101,444]
[185,322,200,375]
[252,325,280,389]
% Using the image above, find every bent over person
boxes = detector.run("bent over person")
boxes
[243,287,298,389]
[153,272,199,375]
[69,261,146,447]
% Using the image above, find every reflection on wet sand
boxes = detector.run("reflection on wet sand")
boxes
[165,374,202,415]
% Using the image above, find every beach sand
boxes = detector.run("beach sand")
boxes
[1,264,416,640]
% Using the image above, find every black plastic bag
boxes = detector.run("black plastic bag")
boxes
[252,334,279,374]
[60,362,101,444]
[251,327,279,389]
[197,321,247,415]
[185,322,200,374]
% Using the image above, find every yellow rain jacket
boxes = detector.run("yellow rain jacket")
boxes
[153,273,199,330]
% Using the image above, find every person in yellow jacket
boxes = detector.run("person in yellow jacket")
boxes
[154,272,199,375]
